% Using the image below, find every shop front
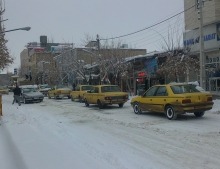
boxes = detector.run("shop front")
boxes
[135,71,165,95]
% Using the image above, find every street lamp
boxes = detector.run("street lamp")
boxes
[1,26,31,33]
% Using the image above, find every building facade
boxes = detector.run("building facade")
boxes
[20,36,147,86]
[184,0,220,92]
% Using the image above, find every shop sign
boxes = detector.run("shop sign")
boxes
[138,72,146,77]
[183,23,220,52]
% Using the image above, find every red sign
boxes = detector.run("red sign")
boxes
[29,48,45,56]
[34,48,44,53]
[138,72,146,77]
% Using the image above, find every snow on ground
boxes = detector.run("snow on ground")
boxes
[0,93,220,169]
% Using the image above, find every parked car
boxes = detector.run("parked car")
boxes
[70,85,93,102]
[20,85,44,104]
[84,85,129,109]
[48,85,71,99]
[130,84,214,120]
[0,86,9,94]
[38,84,51,96]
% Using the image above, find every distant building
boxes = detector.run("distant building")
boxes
[20,36,146,85]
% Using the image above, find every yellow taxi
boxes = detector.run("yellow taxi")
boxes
[0,86,9,94]
[48,85,71,99]
[131,84,214,120]
[70,85,93,102]
[84,85,128,109]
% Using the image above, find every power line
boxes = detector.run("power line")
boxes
[100,4,196,41]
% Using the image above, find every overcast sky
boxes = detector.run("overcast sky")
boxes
[2,0,184,73]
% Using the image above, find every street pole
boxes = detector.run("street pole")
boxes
[43,62,45,84]
[96,34,101,84]
[199,0,205,89]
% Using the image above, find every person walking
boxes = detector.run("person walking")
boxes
[12,84,21,106]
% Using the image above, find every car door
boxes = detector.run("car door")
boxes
[139,86,158,111]
[90,87,99,104]
[86,87,95,103]
[48,86,55,97]
[152,86,169,113]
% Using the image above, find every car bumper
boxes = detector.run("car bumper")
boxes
[56,94,70,98]
[173,102,214,114]
[25,97,44,102]
[102,99,128,105]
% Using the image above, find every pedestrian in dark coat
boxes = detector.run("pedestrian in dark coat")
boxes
[12,85,21,106]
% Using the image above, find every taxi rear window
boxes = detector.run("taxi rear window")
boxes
[170,85,199,94]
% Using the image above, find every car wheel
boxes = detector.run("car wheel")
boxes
[79,96,83,103]
[165,105,177,120]
[97,100,103,109]
[85,99,89,107]
[133,102,142,114]
[71,96,74,101]
[118,103,124,108]
[194,112,205,117]
[54,94,57,99]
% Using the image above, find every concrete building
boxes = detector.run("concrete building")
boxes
[20,36,146,86]
[184,0,220,92]
[184,0,220,30]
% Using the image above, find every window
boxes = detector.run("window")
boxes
[143,86,158,97]
[196,0,204,9]
[155,86,168,96]
[101,86,121,92]
[90,87,99,93]
[170,85,199,94]
[94,87,99,93]
[82,86,93,91]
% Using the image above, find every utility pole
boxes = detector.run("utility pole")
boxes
[199,0,205,89]
[96,34,101,84]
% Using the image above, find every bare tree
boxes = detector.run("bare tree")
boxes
[156,50,200,82]
[0,1,14,71]
[155,20,200,82]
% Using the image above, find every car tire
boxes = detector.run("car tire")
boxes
[54,94,57,100]
[97,100,103,109]
[71,96,74,101]
[24,98,27,104]
[165,105,177,120]
[194,112,205,117]
[85,99,89,107]
[79,96,82,103]
[133,102,142,114]
[118,103,124,108]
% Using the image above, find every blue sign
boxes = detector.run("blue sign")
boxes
[184,33,216,46]
[14,68,17,75]
[144,58,158,73]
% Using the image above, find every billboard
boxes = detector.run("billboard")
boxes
[51,46,70,53]
[183,23,220,52]
[29,48,44,56]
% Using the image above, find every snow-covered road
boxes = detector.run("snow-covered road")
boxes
[1,93,220,169]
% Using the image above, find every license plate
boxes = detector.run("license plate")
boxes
[195,105,204,109]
